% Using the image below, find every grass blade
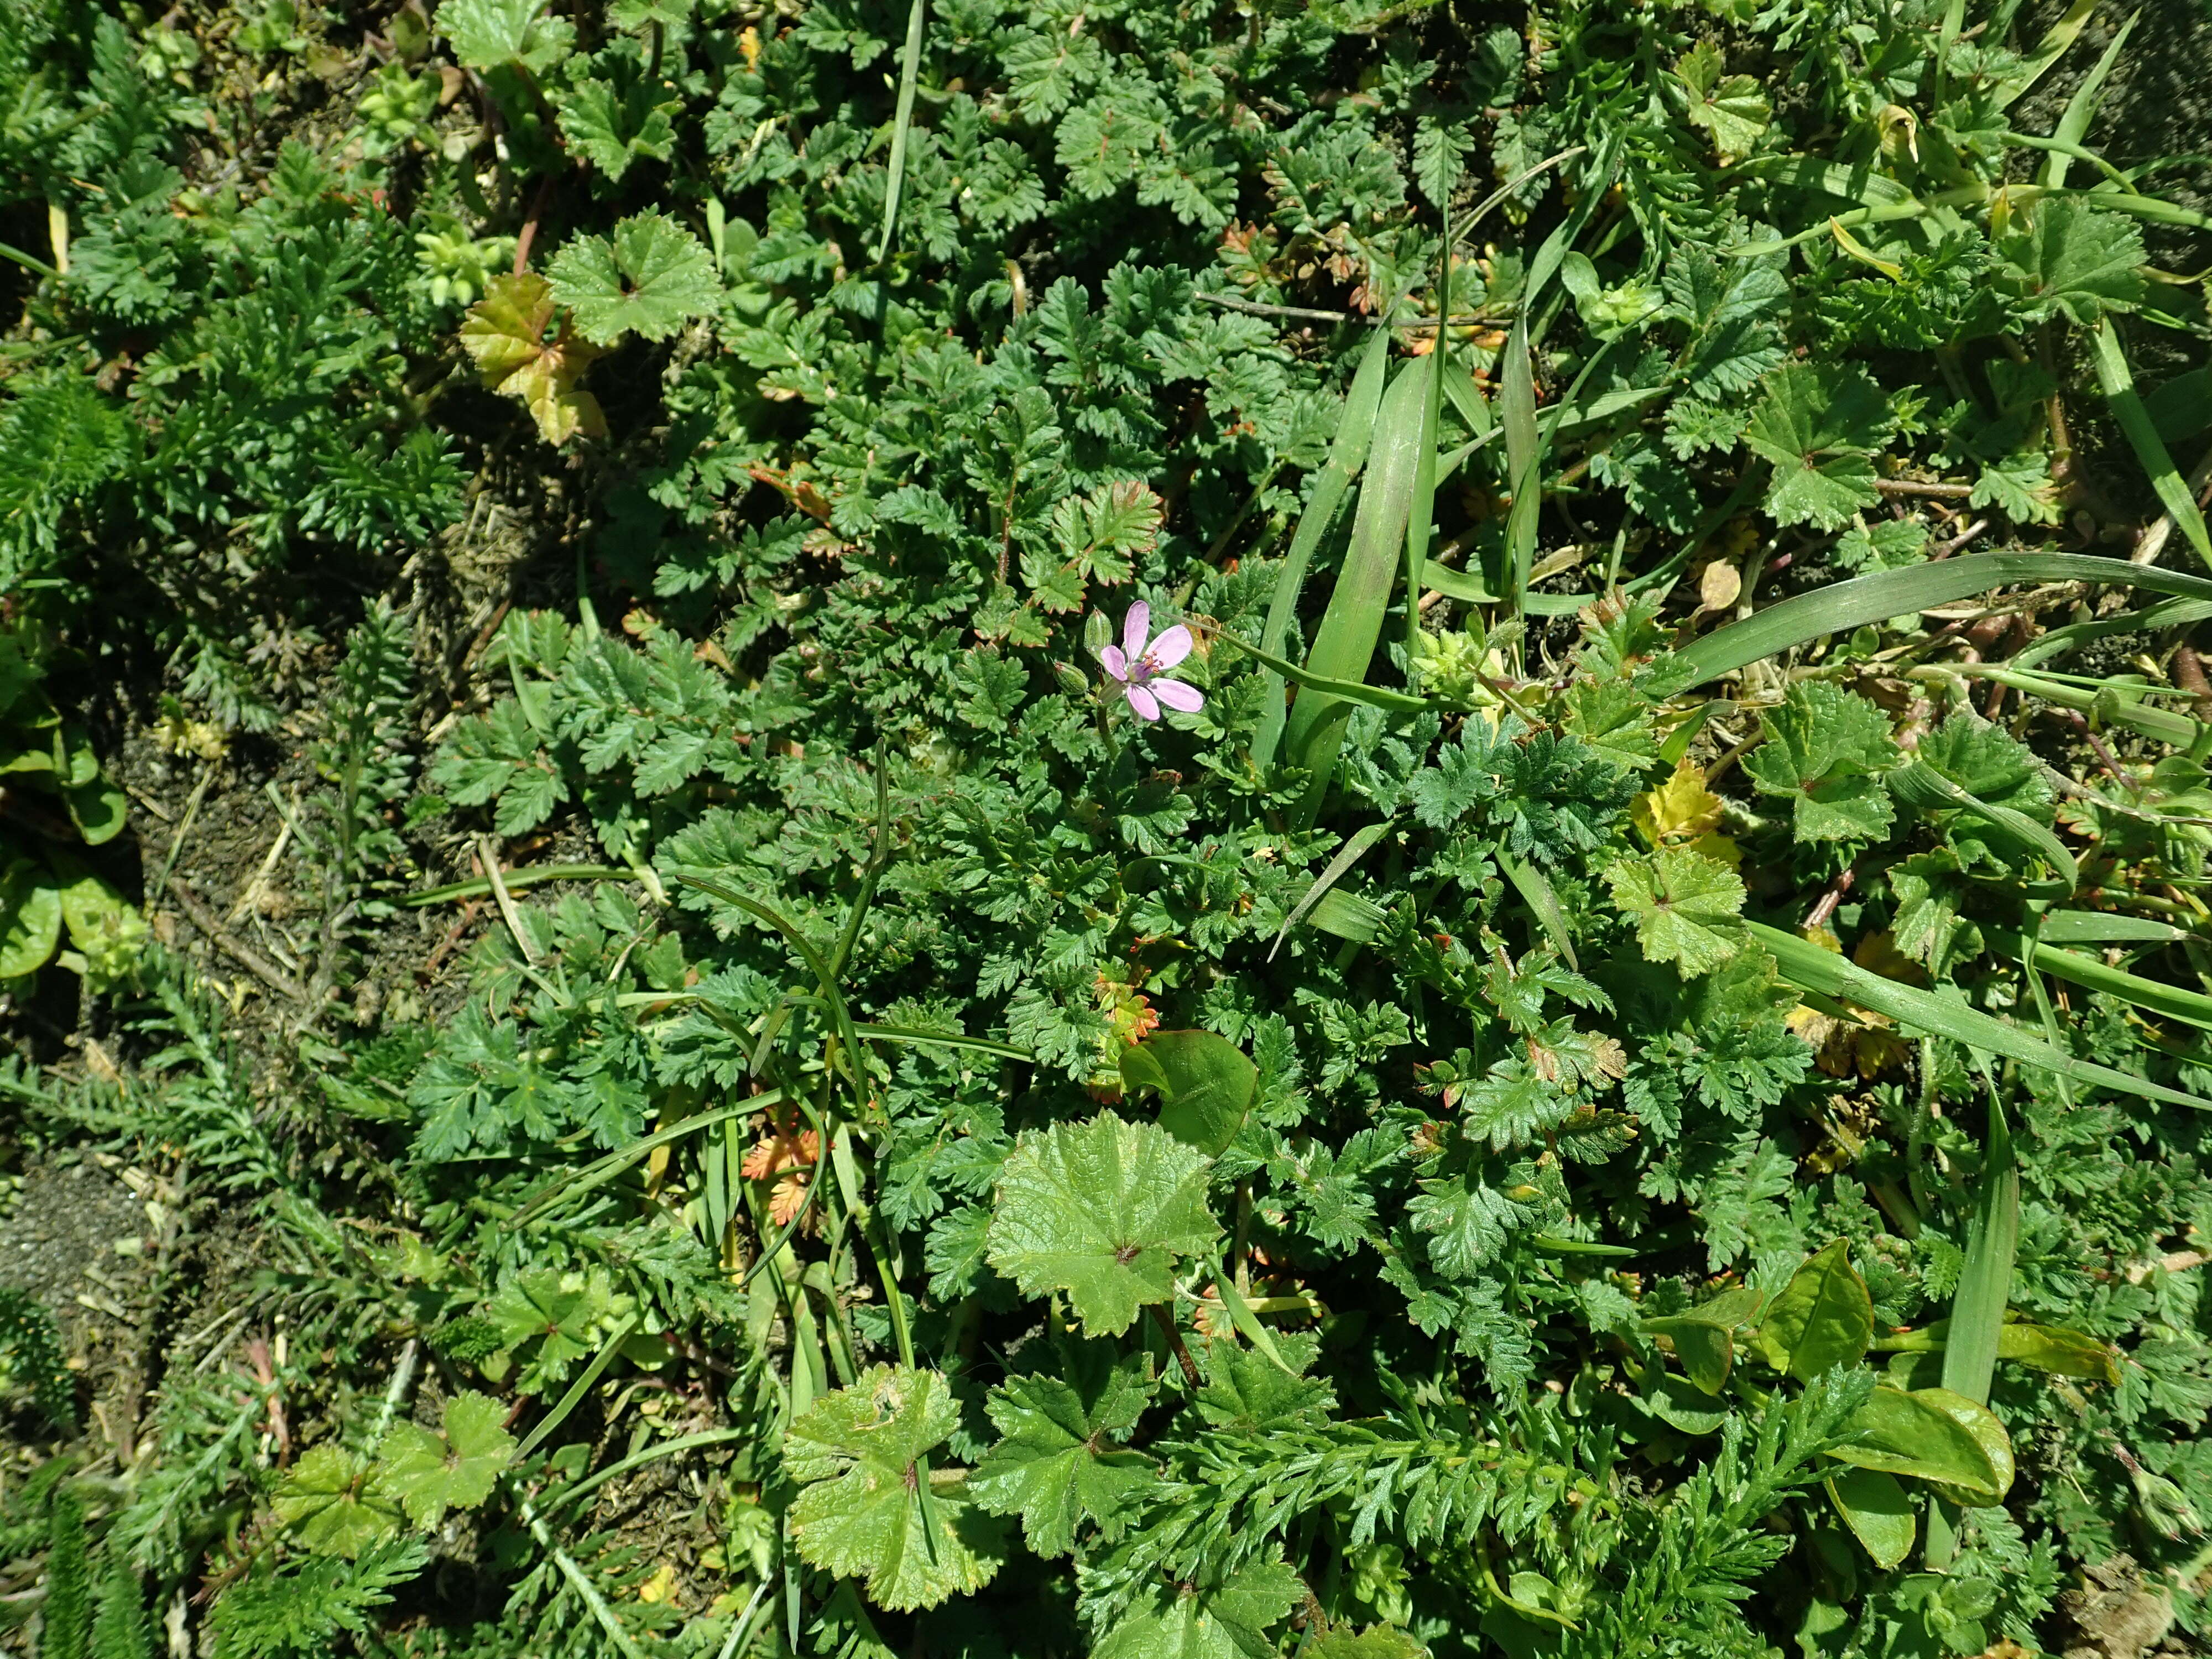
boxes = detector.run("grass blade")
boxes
[1958,662,2205,747]
[1888,761,2078,891]
[515,1312,640,1460]
[1204,624,1434,712]
[2092,319,2212,568]
[2036,911,2192,945]
[1994,929,2212,1031]
[1679,553,2212,682]
[2010,596,2212,668]
[873,0,928,263]
[1271,818,1392,961]
[1997,0,2105,113]
[1280,359,1431,822]
[512,1093,783,1226]
[1500,313,1540,615]
[1926,1087,2018,1570]
[1751,922,2205,1110]
[2034,8,2137,171]
[1253,330,1391,771]
[1406,217,1452,673]
[1499,851,1580,970]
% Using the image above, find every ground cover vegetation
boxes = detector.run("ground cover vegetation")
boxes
[2,0,2212,1653]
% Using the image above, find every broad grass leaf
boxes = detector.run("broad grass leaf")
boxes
[1604,846,1746,976]
[1829,1386,2004,1499]
[458,274,606,445]
[1120,1029,1258,1155]
[1825,1467,1916,1570]
[371,1391,517,1528]
[1755,1240,1874,1381]
[784,1365,1006,1611]
[987,1112,1220,1335]
[547,212,721,346]
[273,1445,404,1557]
[969,1342,1156,1557]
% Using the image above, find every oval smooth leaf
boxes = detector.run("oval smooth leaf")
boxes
[0,863,62,979]
[1998,1321,2120,1383]
[1756,1240,1874,1381]
[1645,1369,1729,1436]
[1916,1385,2014,1504]
[1825,1466,1917,1571]
[1642,1317,1734,1395]
[1120,1030,1258,1155]
[1829,1386,2004,1500]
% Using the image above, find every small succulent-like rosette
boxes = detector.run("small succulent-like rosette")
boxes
[1092,601,1203,722]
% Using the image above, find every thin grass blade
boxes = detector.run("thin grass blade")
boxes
[1752,922,2205,1109]
[873,0,928,262]
[1271,818,1392,961]
[2092,319,2211,567]
[1679,553,2212,682]
[1998,0,2105,113]
[2036,8,2137,175]
[1252,329,1391,772]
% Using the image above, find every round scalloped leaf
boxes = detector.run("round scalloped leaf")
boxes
[370,1390,517,1528]
[987,1112,1220,1337]
[784,1365,1006,1611]
[274,1444,405,1557]
[547,212,721,347]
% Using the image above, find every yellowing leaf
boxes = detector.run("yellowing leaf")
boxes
[458,273,607,446]
[1697,557,1742,612]
[1633,760,1725,847]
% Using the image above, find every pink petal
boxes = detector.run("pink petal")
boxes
[1144,624,1192,671]
[1123,601,1151,663]
[1125,682,1161,721]
[1151,677,1204,713]
[1099,644,1129,680]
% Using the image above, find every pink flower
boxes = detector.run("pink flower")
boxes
[1094,601,1203,722]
